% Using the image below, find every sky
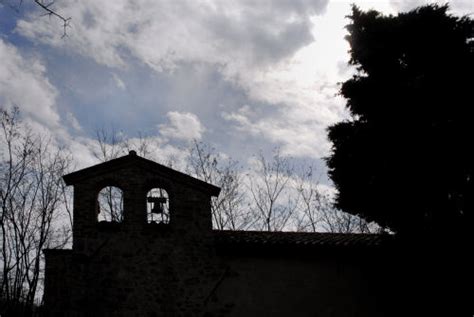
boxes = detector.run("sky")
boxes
[1,0,472,185]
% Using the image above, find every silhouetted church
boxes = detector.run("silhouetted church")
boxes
[44,151,393,316]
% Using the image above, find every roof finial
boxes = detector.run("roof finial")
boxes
[129,150,137,156]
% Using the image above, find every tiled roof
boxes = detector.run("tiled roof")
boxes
[213,230,388,249]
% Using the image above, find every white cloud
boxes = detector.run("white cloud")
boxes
[219,0,473,159]
[66,112,82,131]
[13,1,347,161]
[13,0,471,164]
[222,99,339,158]
[388,0,473,15]
[0,39,98,171]
[218,1,353,159]
[16,0,328,85]
[158,111,205,142]
[0,39,60,128]
[0,40,192,173]
[112,73,126,90]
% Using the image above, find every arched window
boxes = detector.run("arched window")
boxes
[97,186,124,222]
[146,188,169,224]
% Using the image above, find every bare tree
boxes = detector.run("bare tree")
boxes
[0,107,72,315]
[93,128,161,223]
[92,128,125,222]
[319,206,377,234]
[97,187,124,223]
[33,0,71,37]
[122,132,153,159]
[294,165,325,232]
[93,128,126,162]
[3,0,71,37]
[93,128,154,162]
[186,141,249,230]
[247,149,300,231]
[91,128,380,233]
[294,165,377,233]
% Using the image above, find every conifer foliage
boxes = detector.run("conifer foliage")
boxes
[327,5,474,234]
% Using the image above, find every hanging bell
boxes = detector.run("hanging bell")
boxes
[151,203,163,214]
[147,196,167,214]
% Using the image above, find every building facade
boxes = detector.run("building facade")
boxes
[44,151,396,316]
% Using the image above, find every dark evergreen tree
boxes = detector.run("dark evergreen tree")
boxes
[327,5,474,235]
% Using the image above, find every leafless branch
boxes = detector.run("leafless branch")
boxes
[1,106,72,312]
[186,141,249,230]
[34,0,71,38]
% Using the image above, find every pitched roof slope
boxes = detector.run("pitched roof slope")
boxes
[213,230,388,250]
[63,151,220,195]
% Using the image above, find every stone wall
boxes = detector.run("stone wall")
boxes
[44,153,395,316]
[46,226,223,316]
[205,246,392,317]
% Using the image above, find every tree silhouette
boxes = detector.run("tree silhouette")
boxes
[0,107,72,316]
[327,4,474,236]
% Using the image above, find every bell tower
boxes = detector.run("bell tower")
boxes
[44,151,221,316]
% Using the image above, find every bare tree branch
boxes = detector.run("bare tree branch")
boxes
[33,0,71,38]
[247,149,298,231]
[186,141,249,230]
[0,106,72,314]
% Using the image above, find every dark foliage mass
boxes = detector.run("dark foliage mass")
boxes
[327,4,474,235]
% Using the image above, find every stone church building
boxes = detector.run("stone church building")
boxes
[43,151,399,316]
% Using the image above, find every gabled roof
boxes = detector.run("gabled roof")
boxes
[63,151,220,196]
[213,230,389,252]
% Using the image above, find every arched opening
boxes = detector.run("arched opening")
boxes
[146,188,170,224]
[97,186,124,222]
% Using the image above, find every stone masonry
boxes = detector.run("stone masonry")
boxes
[44,151,397,316]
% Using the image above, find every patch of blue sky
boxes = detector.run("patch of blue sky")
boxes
[0,2,32,46]
[33,39,283,164]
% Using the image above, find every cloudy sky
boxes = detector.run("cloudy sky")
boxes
[1,0,472,184]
